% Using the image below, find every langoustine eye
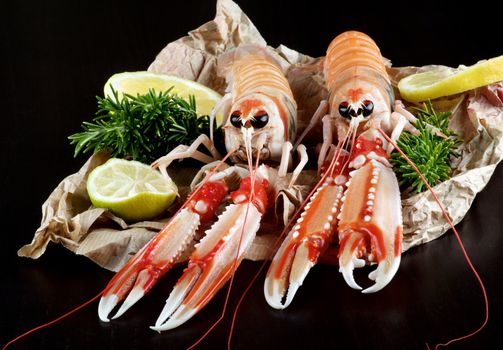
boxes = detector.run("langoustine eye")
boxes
[251,113,269,128]
[230,112,242,128]
[362,100,374,117]
[339,101,351,119]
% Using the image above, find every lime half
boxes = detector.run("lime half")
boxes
[398,55,503,102]
[87,158,177,222]
[104,71,223,125]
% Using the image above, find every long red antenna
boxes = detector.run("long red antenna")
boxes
[3,148,238,350]
[186,144,261,350]
[226,136,353,349]
[377,128,489,349]
[2,291,104,350]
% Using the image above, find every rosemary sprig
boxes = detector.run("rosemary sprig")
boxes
[390,101,459,193]
[411,100,456,137]
[69,87,217,164]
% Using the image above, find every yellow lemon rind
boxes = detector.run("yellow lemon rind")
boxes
[398,55,503,102]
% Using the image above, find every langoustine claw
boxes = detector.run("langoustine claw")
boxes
[98,172,229,322]
[338,130,402,293]
[152,166,269,331]
[264,151,350,309]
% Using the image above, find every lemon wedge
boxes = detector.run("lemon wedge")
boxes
[104,71,223,124]
[398,55,503,102]
[87,158,177,222]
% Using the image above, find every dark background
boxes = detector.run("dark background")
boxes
[1,0,502,349]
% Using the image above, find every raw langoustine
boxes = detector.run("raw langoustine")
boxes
[97,44,308,330]
[265,30,423,308]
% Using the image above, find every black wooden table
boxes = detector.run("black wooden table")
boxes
[2,1,502,349]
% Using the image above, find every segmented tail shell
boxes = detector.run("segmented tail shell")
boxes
[324,31,388,89]
[217,45,296,107]
[324,31,393,110]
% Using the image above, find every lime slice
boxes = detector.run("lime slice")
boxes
[398,55,503,102]
[87,158,177,222]
[104,71,223,125]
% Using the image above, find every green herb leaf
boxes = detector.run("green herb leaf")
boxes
[68,87,220,164]
[390,101,459,193]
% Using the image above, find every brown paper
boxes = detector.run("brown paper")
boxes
[19,0,503,271]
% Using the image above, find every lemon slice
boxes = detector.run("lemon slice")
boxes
[104,71,224,125]
[87,158,177,222]
[398,55,503,102]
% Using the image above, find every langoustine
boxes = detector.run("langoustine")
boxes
[265,30,428,307]
[98,44,309,330]
[262,31,488,350]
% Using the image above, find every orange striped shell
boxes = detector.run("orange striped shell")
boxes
[324,31,393,112]
[231,54,296,106]
[325,31,388,90]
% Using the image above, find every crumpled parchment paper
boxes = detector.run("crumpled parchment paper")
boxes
[18,0,503,271]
